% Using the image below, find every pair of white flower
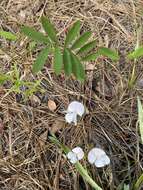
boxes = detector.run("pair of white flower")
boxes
[65,101,110,167]
[67,147,110,168]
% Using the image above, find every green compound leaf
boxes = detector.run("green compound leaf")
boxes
[54,46,63,75]
[98,47,119,61]
[63,49,72,76]
[21,26,49,44]
[77,40,96,55]
[65,20,81,47]
[32,47,50,73]
[71,31,92,50]
[128,46,143,59]
[0,30,17,40]
[41,16,57,43]
[82,52,100,61]
[70,51,85,81]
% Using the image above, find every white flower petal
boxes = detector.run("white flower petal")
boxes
[88,148,106,164]
[67,151,78,164]
[94,159,106,168]
[88,149,96,164]
[65,112,75,123]
[67,101,84,116]
[94,155,110,168]
[72,112,78,125]
[72,147,84,160]
[65,112,77,125]
[67,151,74,159]
[70,157,78,164]
[103,155,110,165]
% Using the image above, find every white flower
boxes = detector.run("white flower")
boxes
[67,147,84,164]
[88,148,110,168]
[65,101,85,125]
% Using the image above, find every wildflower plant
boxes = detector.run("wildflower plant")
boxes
[21,16,119,81]
[49,133,111,190]
[49,101,111,189]
[49,134,103,190]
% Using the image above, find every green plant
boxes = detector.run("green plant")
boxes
[0,65,42,99]
[134,173,143,190]
[0,30,17,40]
[21,17,119,81]
[127,27,143,88]
[128,46,143,60]
[137,96,143,144]
[132,97,143,190]
[127,46,143,88]
[49,134,102,190]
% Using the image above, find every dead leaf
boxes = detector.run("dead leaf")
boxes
[50,120,65,133]
[48,100,57,111]
[30,95,41,106]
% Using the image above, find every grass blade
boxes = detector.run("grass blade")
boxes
[134,173,143,190]
[123,184,129,190]
[41,16,57,43]
[77,40,96,55]
[32,47,49,73]
[71,31,92,50]
[65,20,81,47]
[0,30,17,40]
[63,49,72,76]
[98,47,119,61]
[128,46,143,59]
[137,96,143,144]
[128,63,136,89]
[70,52,85,81]
[54,46,63,75]
[0,74,11,84]
[21,26,49,44]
